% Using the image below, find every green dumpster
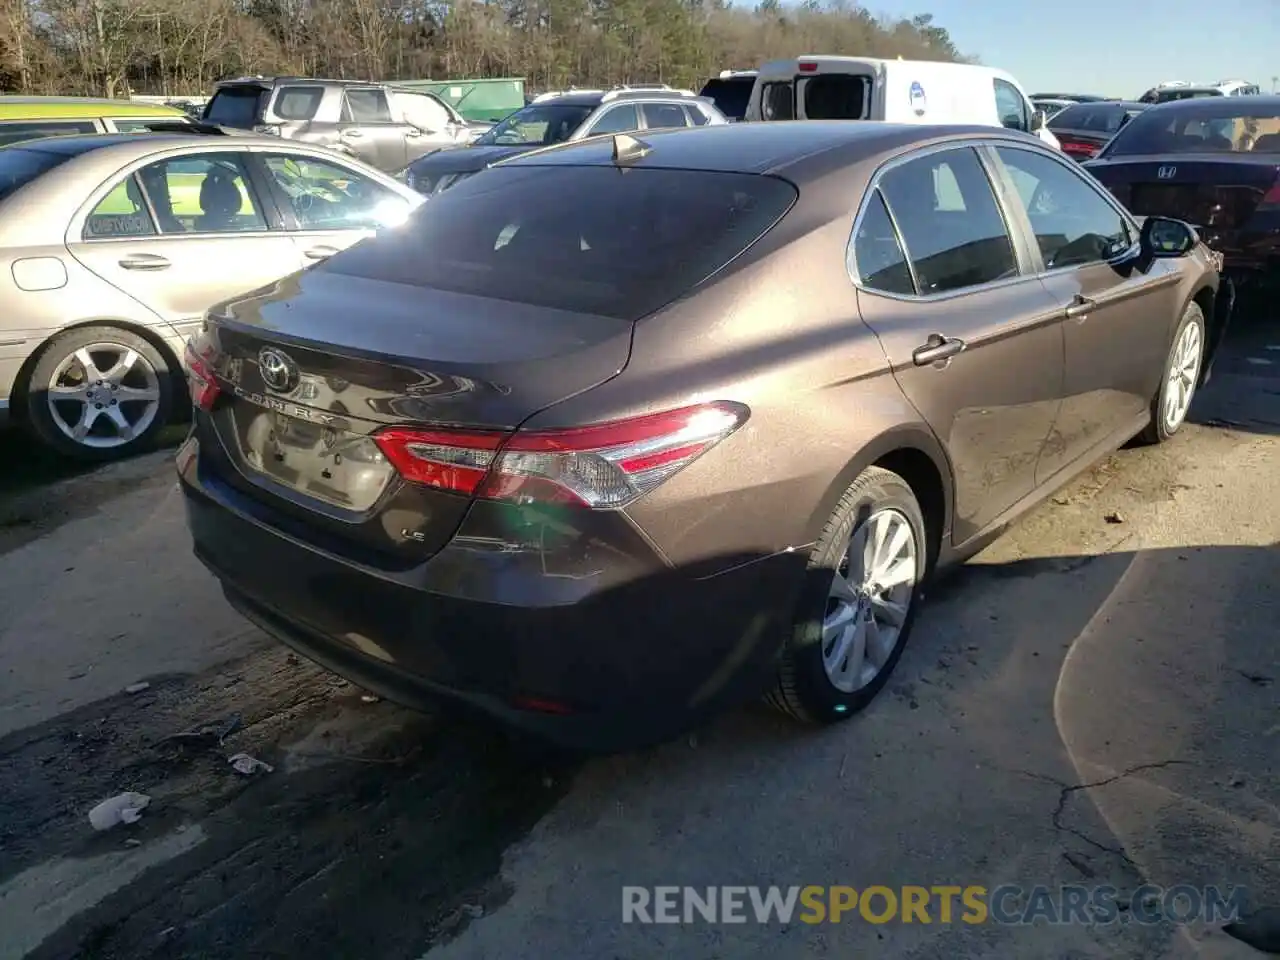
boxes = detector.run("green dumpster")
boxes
[392,78,525,123]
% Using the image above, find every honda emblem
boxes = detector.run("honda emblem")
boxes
[1157,165,1177,179]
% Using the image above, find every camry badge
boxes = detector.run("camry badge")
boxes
[1157,165,1177,179]
[258,347,299,394]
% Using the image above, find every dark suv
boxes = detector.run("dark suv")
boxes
[203,76,486,173]
[403,86,727,195]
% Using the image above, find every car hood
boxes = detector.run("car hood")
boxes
[408,143,533,175]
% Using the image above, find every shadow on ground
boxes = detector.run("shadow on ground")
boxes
[6,540,1275,959]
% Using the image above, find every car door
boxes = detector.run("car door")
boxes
[338,88,410,171]
[850,145,1065,543]
[987,143,1181,483]
[65,150,302,325]
[255,152,418,265]
[390,90,463,161]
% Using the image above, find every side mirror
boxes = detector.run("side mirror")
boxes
[1140,216,1197,258]
[1031,109,1047,132]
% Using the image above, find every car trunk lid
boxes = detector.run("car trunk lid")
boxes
[1086,155,1280,230]
[197,269,633,561]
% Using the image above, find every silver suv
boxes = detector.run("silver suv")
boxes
[202,77,487,173]
[404,86,728,196]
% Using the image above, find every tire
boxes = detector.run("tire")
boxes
[1138,301,1205,445]
[24,325,175,462]
[767,466,929,724]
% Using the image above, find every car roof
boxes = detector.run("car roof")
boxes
[1146,93,1280,111]
[502,121,1039,178]
[1057,100,1148,111]
[8,130,310,158]
[0,96,185,120]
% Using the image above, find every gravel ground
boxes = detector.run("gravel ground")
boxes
[1,312,1277,960]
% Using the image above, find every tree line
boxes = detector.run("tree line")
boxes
[0,0,965,100]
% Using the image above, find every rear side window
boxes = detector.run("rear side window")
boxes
[0,120,97,147]
[642,102,690,130]
[802,74,868,120]
[342,89,392,123]
[274,86,324,121]
[204,87,266,128]
[321,167,797,321]
[684,104,709,126]
[84,177,157,238]
[761,83,794,120]
[851,190,914,296]
[0,148,73,201]
[878,147,1018,295]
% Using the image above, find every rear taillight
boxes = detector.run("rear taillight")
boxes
[1258,174,1280,211]
[183,340,220,412]
[374,401,749,508]
[798,62,818,72]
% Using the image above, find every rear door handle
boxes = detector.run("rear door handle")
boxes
[1064,295,1097,321]
[303,245,340,261]
[117,253,170,271]
[912,334,966,366]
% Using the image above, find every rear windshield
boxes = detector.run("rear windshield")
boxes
[321,166,798,321]
[474,104,594,146]
[0,148,72,202]
[1104,105,1280,156]
[1050,103,1145,134]
[760,74,869,121]
[698,78,754,120]
[204,86,267,128]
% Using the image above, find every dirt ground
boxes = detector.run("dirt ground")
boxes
[1,311,1278,960]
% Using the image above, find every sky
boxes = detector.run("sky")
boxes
[877,0,1280,98]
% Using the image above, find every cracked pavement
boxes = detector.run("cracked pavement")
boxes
[0,316,1278,959]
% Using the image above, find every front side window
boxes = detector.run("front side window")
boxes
[994,79,1030,132]
[135,154,266,234]
[393,91,454,132]
[589,104,641,135]
[878,147,1018,295]
[994,146,1132,269]
[0,120,97,147]
[264,154,409,231]
[475,104,593,146]
[761,82,794,121]
[851,189,914,296]
[84,177,157,239]
[342,89,392,123]
[641,102,690,130]
[274,86,324,122]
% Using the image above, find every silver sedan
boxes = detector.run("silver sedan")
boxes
[0,131,423,459]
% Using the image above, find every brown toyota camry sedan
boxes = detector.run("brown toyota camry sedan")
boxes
[178,121,1229,751]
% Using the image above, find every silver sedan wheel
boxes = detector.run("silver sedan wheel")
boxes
[46,343,162,449]
[822,508,918,694]
[1163,318,1202,432]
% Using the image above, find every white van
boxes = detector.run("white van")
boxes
[744,56,1061,150]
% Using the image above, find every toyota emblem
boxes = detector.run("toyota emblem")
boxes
[1157,165,1177,179]
[258,347,299,393]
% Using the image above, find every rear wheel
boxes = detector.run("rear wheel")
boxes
[768,466,928,723]
[1139,301,1204,445]
[24,325,174,462]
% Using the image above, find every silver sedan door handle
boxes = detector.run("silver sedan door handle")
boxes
[912,334,966,366]
[1064,295,1097,321]
[117,253,170,271]
[303,245,340,260]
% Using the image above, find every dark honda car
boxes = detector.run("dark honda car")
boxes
[1048,100,1149,161]
[1085,96,1280,289]
[179,122,1225,751]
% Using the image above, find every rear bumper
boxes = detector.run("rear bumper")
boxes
[177,433,802,751]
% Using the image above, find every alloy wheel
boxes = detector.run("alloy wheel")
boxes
[45,342,162,449]
[822,507,919,693]
[1163,318,1202,432]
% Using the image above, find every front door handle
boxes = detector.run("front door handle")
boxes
[340,129,364,139]
[912,333,966,366]
[117,253,170,271]
[303,245,340,261]
[1064,295,1097,321]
